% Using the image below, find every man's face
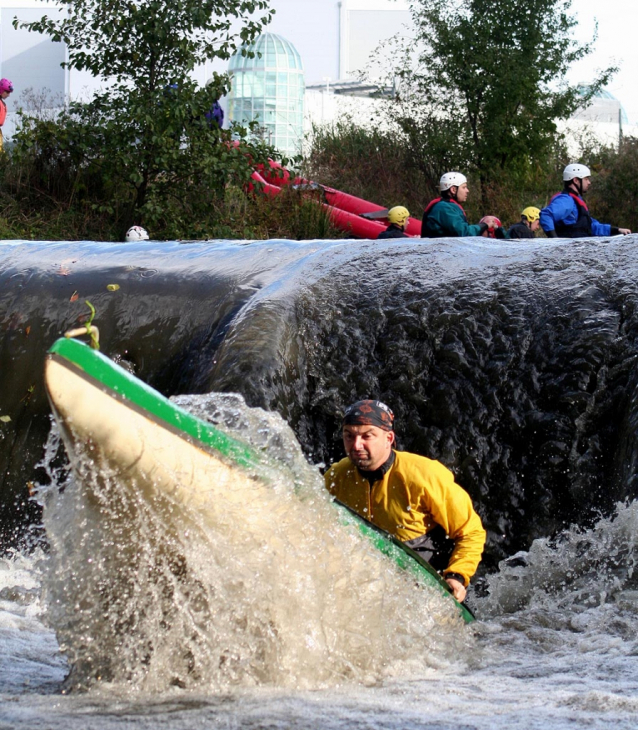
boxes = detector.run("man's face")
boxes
[530,219,540,232]
[455,182,470,202]
[580,176,592,193]
[343,424,394,471]
[0,90,11,100]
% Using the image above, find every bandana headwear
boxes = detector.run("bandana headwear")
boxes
[343,400,394,431]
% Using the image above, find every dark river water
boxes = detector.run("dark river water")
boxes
[2,236,638,728]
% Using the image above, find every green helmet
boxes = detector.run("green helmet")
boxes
[521,206,540,223]
[388,206,410,226]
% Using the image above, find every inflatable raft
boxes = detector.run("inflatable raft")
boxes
[251,160,422,239]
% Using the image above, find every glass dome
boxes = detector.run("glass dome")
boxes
[228,33,305,156]
[576,84,629,125]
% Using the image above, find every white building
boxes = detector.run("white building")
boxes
[0,0,635,152]
[0,0,413,141]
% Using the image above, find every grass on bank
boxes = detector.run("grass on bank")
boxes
[0,149,345,242]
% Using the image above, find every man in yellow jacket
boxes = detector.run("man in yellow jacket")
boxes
[324,399,486,602]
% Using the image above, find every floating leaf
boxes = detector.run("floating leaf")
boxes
[0,415,11,423]
[106,284,120,292]
[70,291,79,302]
[25,326,31,336]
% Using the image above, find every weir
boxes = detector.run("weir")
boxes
[2,237,638,566]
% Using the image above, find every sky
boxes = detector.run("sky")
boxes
[570,1,638,123]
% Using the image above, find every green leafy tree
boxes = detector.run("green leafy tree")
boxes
[13,0,277,234]
[586,138,638,233]
[388,0,616,209]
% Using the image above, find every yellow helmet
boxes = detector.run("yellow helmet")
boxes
[388,206,410,226]
[521,206,540,223]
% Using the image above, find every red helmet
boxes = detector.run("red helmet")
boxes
[479,216,502,238]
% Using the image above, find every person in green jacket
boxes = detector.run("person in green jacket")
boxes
[421,172,499,238]
[324,399,486,602]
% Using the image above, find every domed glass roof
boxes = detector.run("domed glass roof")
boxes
[229,32,304,73]
[577,84,629,124]
[577,84,617,101]
[227,33,305,156]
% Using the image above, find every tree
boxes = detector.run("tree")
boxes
[386,0,616,209]
[13,0,277,234]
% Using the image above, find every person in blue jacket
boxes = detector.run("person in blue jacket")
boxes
[421,172,499,238]
[540,163,631,238]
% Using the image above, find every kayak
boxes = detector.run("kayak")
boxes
[44,337,474,623]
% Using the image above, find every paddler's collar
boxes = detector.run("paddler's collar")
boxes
[357,450,396,485]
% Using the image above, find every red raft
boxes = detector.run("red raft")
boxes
[251,161,422,239]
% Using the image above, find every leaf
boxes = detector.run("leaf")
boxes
[106,283,120,291]
[0,415,11,423]
[70,291,79,302]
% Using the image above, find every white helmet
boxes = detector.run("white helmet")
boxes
[125,226,149,242]
[563,163,591,181]
[439,172,467,192]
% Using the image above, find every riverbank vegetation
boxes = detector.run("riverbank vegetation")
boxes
[0,0,636,241]
[303,120,638,234]
[2,109,635,241]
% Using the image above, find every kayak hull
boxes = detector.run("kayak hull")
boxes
[44,338,474,624]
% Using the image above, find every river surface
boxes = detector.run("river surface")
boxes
[2,236,638,728]
[3,502,638,729]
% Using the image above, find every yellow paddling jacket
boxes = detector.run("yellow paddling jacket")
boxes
[324,450,486,585]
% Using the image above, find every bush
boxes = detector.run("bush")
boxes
[586,138,638,232]
[303,117,568,228]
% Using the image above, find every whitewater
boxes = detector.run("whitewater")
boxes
[2,394,638,729]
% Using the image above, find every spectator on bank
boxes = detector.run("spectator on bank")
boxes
[0,78,14,151]
[508,207,541,239]
[479,215,504,238]
[421,172,499,238]
[125,226,150,242]
[205,100,224,129]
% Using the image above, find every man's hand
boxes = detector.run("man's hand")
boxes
[619,228,631,235]
[445,577,467,602]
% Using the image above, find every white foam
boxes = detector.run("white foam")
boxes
[38,394,471,693]
[0,550,68,694]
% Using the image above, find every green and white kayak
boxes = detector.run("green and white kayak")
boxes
[45,337,474,624]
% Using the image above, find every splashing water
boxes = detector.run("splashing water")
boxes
[5,470,638,727]
[35,394,471,693]
[0,548,67,694]
[477,500,638,620]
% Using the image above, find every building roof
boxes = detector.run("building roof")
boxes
[304,79,395,98]
[228,32,304,73]
[574,84,629,125]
